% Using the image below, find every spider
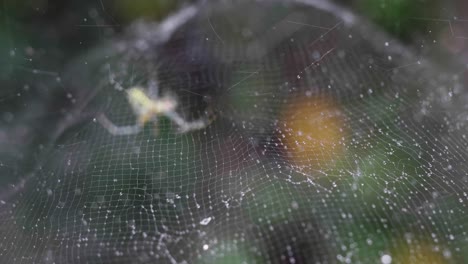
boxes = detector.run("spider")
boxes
[97,86,213,135]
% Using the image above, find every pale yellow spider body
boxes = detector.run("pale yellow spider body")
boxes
[126,87,177,126]
[98,86,212,136]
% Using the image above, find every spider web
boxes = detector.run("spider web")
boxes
[1,0,467,263]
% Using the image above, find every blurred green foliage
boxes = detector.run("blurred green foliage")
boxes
[356,0,439,40]
[112,0,179,22]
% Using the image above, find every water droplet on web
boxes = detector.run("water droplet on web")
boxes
[291,201,299,209]
[200,217,212,225]
[381,254,392,264]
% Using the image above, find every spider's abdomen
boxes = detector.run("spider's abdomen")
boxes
[126,87,155,113]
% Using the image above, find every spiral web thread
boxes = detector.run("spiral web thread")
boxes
[0,1,467,263]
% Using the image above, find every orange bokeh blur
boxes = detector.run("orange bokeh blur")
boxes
[280,96,346,172]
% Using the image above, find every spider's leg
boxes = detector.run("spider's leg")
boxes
[165,111,210,133]
[97,113,142,135]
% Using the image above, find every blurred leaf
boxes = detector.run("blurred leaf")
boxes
[280,96,347,171]
[358,0,439,39]
[112,0,179,22]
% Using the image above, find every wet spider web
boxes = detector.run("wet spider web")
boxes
[1,0,467,263]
